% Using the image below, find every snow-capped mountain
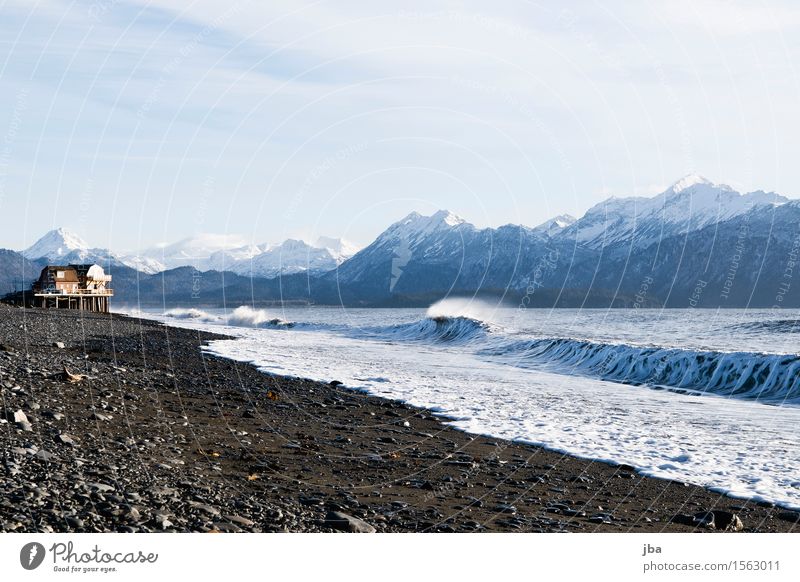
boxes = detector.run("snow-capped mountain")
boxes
[314,236,360,263]
[139,233,250,271]
[224,238,356,278]
[113,254,167,275]
[532,214,576,236]
[324,177,799,306]
[204,244,268,273]
[328,209,578,300]
[22,228,129,268]
[22,228,162,274]
[198,237,358,277]
[22,228,91,261]
[14,175,800,308]
[558,174,788,248]
[18,227,359,277]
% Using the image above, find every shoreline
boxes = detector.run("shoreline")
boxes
[1,305,798,533]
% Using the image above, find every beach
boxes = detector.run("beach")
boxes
[1,305,798,533]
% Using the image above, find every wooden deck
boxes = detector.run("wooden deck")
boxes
[33,292,113,312]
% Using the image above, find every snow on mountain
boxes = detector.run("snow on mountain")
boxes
[332,209,490,288]
[16,177,794,289]
[532,214,576,236]
[314,236,360,262]
[668,173,711,192]
[130,232,358,276]
[22,228,90,260]
[17,228,356,277]
[21,228,137,269]
[558,175,788,248]
[115,255,166,275]
[204,244,268,272]
[138,233,250,270]
[375,210,470,246]
[227,239,341,278]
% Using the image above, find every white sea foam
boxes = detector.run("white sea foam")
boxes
[163,308,221,322]
[425,297,498,322]
[226,306,294,328]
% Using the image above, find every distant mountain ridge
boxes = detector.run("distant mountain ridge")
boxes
[6,175,800,308]
[19,229,360,278]
[559,174,788,249]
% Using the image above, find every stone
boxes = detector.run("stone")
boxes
[496,504,517,514]
[34,450,55,462]
[57,434,77,446]
[223,514,255,527]
[188,501,221,516]
[589,514,614,524]
[324,511,376,533]
[674,511,744,532]
[778,511,800,524]
[715,512,744,532]
[53,342,66,349]
[65,516,83,529]
[692,511,716,529]
[125,508,141,521]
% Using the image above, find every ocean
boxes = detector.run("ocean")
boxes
[136,300,800,510]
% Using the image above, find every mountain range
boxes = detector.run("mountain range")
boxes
[4,174,800,308]
[16,229,360,278]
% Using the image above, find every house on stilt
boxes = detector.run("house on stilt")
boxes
[26,264,114,312]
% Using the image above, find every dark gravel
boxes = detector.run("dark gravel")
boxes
[1,305,797,533]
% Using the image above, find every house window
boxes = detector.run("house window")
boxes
[57,271,65,279]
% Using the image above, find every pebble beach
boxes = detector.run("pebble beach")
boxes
[1,305,798,533]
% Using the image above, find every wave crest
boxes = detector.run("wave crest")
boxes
[733,319,800,334]
[486,337,800,403]
[384,315,491,344]
[226,306,295,329]
[164,308,221,322]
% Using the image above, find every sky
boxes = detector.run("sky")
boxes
[1,0,799,252]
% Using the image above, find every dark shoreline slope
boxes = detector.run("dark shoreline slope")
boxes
[1,306,797,533]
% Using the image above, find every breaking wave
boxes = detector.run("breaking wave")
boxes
[226,306,295,329]
[164,308,222,322]
[483,337,800,404]
[379,316,492,344]
[164,306,294,328]
[732,319,800,334]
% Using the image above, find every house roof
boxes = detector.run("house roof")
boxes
[39,266,79,283]
[69,264,107,280]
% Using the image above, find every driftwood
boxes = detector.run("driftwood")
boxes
[61,366,86,383]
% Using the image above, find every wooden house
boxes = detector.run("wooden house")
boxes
[30,264,113,312]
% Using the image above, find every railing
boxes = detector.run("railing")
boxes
[35,289,114,296]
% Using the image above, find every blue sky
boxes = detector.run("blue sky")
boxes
[1,0,799,251]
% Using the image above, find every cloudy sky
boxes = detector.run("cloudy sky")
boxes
[1,0,799,251]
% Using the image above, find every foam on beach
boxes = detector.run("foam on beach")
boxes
[157,305,800,510]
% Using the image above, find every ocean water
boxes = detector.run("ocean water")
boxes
[135,301,800,509]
